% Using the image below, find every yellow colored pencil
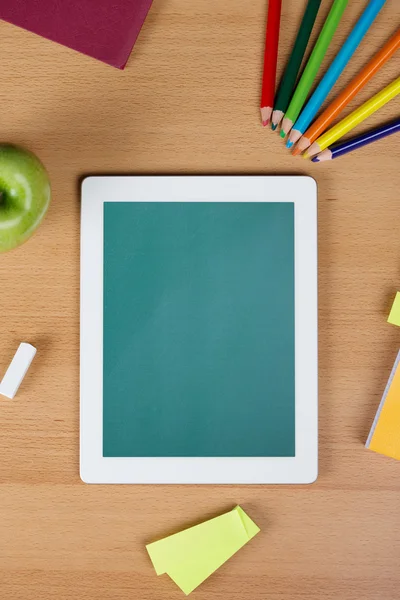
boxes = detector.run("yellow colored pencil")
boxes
[305,76,400,158]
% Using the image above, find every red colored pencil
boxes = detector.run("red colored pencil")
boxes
[260,0,282,127]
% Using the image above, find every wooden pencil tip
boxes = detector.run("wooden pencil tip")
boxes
[286,140,294,149]
[281,117,293,137]
[296,136,311,154]
[306,142,321,158]
[280,130,286,139]
[288,129,302,147]
[260,107,272,127]
[271,110,284,131]
[313,149,331,162]
[292,147,301,157]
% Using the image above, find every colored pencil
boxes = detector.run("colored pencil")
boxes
[293,28,400,155]
[271,0,322,131]
[287,0,387,148]
[260,0,282,127]
[312,117,400,162]
[280,0,349,139]
[305,76,400,158]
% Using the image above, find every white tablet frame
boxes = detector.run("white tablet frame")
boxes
[80,176,318,484]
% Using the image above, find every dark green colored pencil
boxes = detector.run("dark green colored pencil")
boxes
[271,0,322,130]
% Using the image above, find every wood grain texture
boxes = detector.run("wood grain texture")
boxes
[0,1,399,599]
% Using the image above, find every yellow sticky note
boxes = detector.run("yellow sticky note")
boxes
[146,506,260,595]
[388,292,400,326]
[366,350,400,460]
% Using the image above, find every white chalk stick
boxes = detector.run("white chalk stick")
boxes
[0,343,37,399]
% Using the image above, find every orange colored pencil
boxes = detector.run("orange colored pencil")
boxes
[293,28,400,156]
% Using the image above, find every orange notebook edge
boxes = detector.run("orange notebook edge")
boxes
[366,349,400,454]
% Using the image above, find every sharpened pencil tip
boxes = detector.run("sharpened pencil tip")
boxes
[280,130,286,139]
[271,123,277,131]
[312,156,320,163]
[302,152,310,160]
[262,120,270,127]
[286,140,293,149]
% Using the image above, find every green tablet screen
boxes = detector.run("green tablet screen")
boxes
[103,201,295,457]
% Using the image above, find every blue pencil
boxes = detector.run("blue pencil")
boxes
[287,0,387,148]
[312,117,400,162]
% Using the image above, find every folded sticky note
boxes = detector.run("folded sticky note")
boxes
[146,506,260,595]
[388,292,400,326]
[366,350,400,460]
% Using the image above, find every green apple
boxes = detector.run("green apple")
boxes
[0,145,51,252]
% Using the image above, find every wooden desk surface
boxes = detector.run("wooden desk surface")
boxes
[0,1,399,599]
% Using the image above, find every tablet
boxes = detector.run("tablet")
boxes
[80,176,318,483]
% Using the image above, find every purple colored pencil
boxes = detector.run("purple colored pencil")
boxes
[312,117,400,162]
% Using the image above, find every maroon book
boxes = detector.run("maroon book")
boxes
[0,0,153,69]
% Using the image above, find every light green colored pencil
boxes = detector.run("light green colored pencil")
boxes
[280,0,349,138]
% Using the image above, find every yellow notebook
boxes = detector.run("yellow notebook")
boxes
[366,350,400,460]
